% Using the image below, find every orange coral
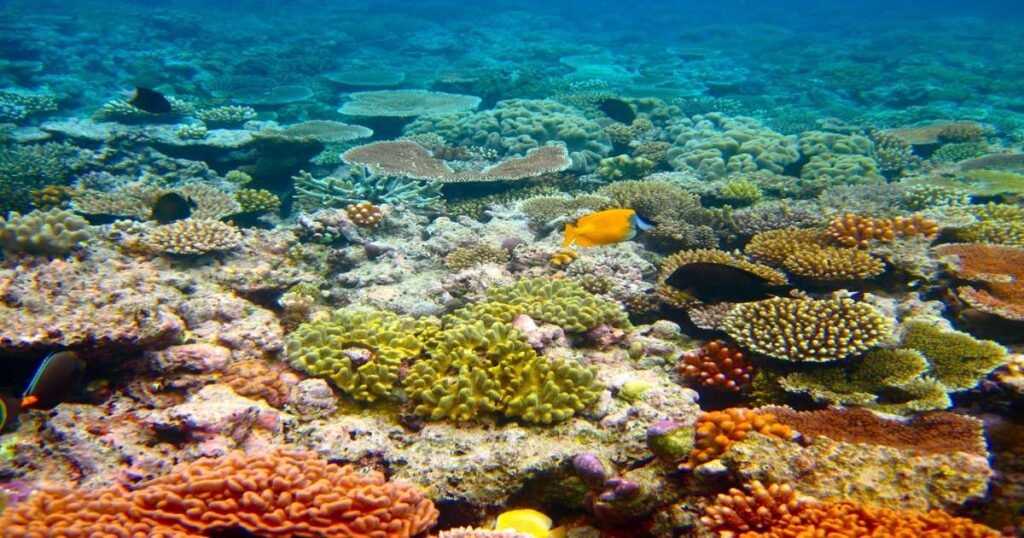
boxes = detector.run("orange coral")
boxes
[0,451,438,538]
[550,249,579,267]
[347,200,385,228]
[827,213,938,249]
[702,481,1000,537]
[682,408,793,470]
[221,360,294,408]
[679,340,754,392]
[935,243,1024,321]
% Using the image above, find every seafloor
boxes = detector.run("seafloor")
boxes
[1,0,1024,536]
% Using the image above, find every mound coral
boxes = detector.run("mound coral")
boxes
[664,113,799,179]
[678,340,754,392]
[285,309,439,403]
[346,200,384,228]
[0,208,91,256]
[596,154,654,181]
[935,243,1024,321]
[445,244,510,271]
[144,219,243,256]
[681,408,792,470]
[0,450,438,537]
[722,297,893,363]
[701,480,999,537]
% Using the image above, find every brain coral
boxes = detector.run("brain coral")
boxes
[0,450,439,537]
[405,99,612,172]
[286,308,440,402]
[722,297,893,362]
[663,113,799,180]
[0,208,91,256]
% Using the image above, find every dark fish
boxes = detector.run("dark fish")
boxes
[150,192,196,224]
[128,86,173,114]
[21,350,85,411]
[665,262,790,304]
[0,395,21,433]
[597,98,636,124]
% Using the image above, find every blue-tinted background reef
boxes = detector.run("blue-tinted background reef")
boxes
[2,0,1024,536]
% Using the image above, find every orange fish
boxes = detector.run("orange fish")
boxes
[563,208,652,247]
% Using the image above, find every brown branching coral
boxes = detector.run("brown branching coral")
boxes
[826,213,938,249]
[682,408,793,470]
[0,450,439,537]
[679,340,754,392]
[144,219,243,256]
[445,244,511,270]
[701,480,1000,537]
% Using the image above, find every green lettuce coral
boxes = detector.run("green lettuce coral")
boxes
[664,113,799,180]
[474,277,630,332]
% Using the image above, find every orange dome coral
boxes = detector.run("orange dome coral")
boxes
[0,450,438,538]
[682,408,793,470]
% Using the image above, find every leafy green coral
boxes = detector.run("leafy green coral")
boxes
[902,319,1008,392]
[472,277,630,332]
[285,309,441,403]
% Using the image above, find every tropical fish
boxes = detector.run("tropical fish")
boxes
[564,208,653,248]
[0,351,84,433]
[494,508,564,538]
[664,262,792,304]
[128,86,173,114]
[150,192,197,224]
[597,97,637,124]
[21,350,86,410]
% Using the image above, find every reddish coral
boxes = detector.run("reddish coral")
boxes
[702,481,1000,537]
[679,340,754,392]
[935,243,1024,321]
[827,213,938,249]
[682,408,793,470]
[0,451,438,538]
[221,360,295,408]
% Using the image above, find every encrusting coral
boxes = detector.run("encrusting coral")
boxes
[935,242,1024,321]
[0,450,439,537]
[722,297,893,363]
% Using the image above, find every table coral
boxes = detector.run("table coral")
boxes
[339,89,481,117]
[901,319,1008,392]
[935,242,1024,321]
[0,450,439,537]
[722,297,893,363]
[656,248,786,307]
[701,479,999,536]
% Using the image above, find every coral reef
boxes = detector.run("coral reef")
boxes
[0,208,91,256]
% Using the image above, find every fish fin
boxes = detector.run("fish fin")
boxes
[631,213,655,231]
[563,223,578,247]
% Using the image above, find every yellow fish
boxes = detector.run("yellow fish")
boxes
[563,208,652,248]
[494,508,565,538]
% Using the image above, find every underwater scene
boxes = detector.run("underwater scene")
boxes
[3,0,1024,536]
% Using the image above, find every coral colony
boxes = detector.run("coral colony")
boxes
[2,0,1024,536]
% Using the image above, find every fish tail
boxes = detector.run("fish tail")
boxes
[563,223,577,247]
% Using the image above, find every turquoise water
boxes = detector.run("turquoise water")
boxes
[1,0,1024,536]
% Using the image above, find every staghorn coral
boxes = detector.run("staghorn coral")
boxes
[176,122,208,140]
[935,242,1024,321]
[744,228,886,280]
[445,244,510,271]
[701,479,999,536]
[405,319,602,423]
[722,297,893,363]
[656,248,786,307]
[0,141,79,215]
[826,213,938,249]
[932,142,990,162]
[678,340,753,392]
[286,308,439,403]
[0,450,438,537]
[903,184,971,210]
[744,228,829,265]
[681,408,793,470]
[595,179,712,244]
[143,219,243,256]
[30,184,78,210]
[292,167,444,216]
[870,130,916,174]
[0,90,58,122]
[92,95,193,123]
[0,208,91,256]
[951,203,1024,247]
[339,89,481,117]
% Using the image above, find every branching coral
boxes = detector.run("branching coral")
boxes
[722,297,893,363]
[826,213,938,249]
[679,340,754,392]
[0,450,439,537]
[144,219,243,256]
[292,167,444,216]
[744,228,886,280]
[682,408,792,470]
[701,480,999,537]
[194,105,257,127]
[445,244,510,270]
[0,142,80,215]
[518,194,611,229]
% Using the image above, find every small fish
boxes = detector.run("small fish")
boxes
[495,508,564,538]
[21,350,85,411]
[150,192,197,224]
[597,97,636,124]
[564,208,653,248]
[128,86,172,114]
[0,395,22,433]
[664,262,791,304]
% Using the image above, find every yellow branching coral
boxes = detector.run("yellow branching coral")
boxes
[744,228,885,281]
[722,297,893,362]
[656,248,787,307]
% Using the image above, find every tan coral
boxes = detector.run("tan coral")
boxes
[144,219,242,256]
[826,213,938,249]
